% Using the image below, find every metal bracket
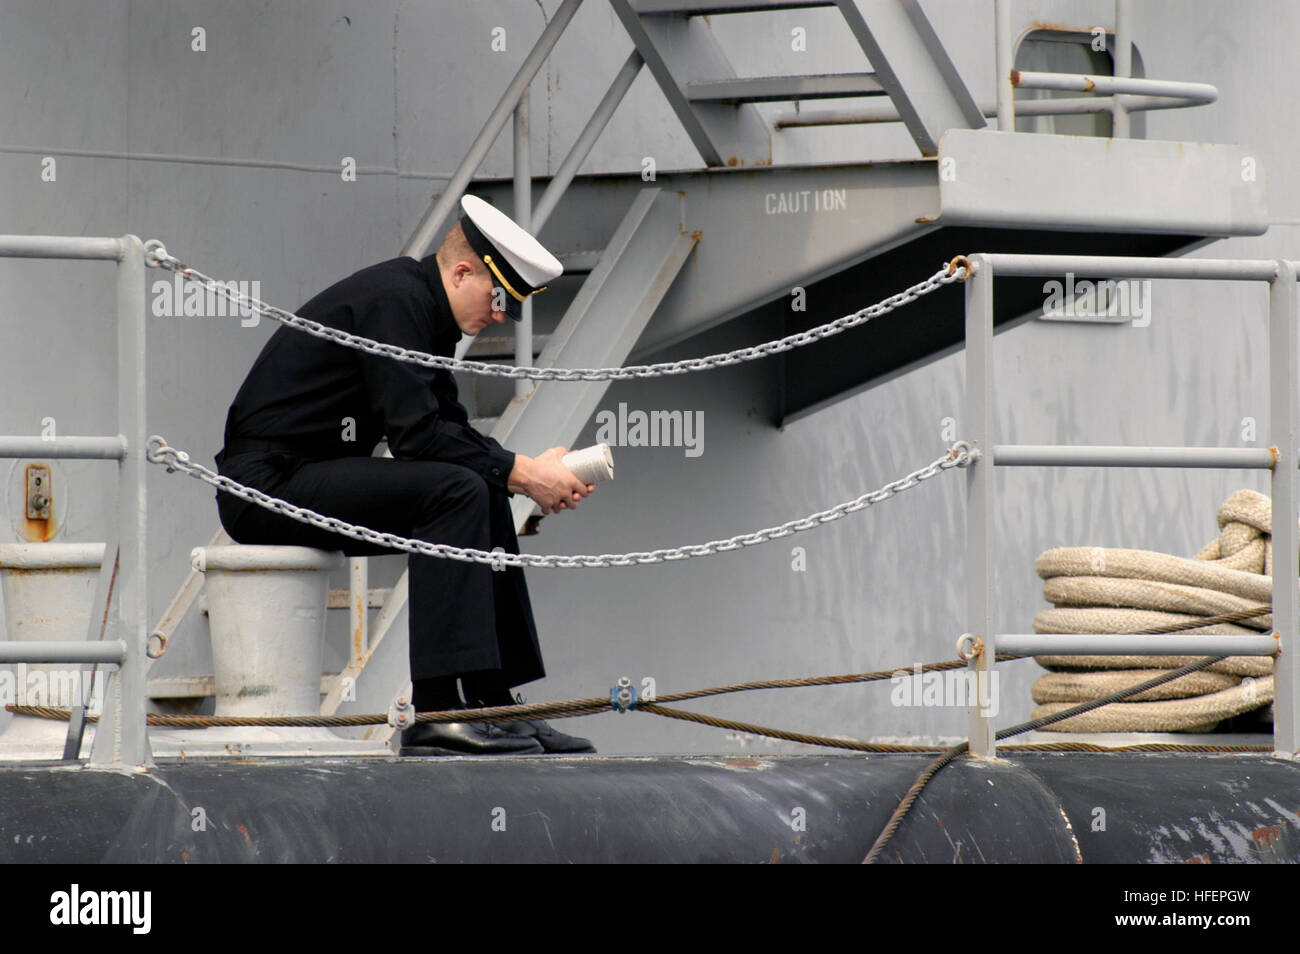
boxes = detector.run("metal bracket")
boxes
[610,676,639,712]
[25,463,51,520]
[387,693,416,731]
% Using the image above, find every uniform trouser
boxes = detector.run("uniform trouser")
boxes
[215,453,544,687]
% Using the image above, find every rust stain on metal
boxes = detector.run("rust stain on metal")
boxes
[769,845,779,863]
[352,592,366,659]
[1183,853,1210,864]
[1082,77,1095,92]
[237,823,252,844]
[17,514,59,542]
[1029,20,1078,33]
[915,215,937,224]
[1253,824,1281,843]
[721,759,762,767]
[726,156,742,167]
[1010,69,1021,88]
[1252,824,1281,853]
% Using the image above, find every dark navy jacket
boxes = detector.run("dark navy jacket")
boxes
[218,254,516,491]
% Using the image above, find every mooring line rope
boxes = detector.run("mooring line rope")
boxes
[861,603,1279,864]
[143,241,967,381]
[146,436,971,568]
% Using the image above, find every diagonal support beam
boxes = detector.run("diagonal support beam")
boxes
[835,0,985,156]
[497,187,698,529]
[610,0,771,166]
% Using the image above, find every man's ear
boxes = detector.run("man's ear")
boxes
[453,260,476,287]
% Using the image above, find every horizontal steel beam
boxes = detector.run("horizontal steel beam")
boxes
[687,73,885,103]
[999,634,1279,656]
[0,640,126,664]
[1011,71,1217,104]
[0,435,126,460]
[939,131,1268,236]
[0,235,123,260]
[774,93,1210,127]
[993,445,1276,470]
[977,253,1286,282]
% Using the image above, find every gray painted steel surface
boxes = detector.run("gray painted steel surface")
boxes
[0,753,1293,863]
[0,0,1296,760]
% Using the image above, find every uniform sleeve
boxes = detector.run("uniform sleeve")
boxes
[354,291,517,494]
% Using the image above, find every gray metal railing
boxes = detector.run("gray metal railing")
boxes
[0,233,150,766]
[782,0,1213,132]
[962,253,1299,758]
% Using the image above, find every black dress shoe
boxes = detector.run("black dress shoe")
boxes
[399,719,543,756]
[496,717,597,754]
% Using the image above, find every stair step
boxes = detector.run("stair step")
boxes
[632,0,835,14]
[326,588,392,610]
[466,333,551,359]
[149,674,339,699]
[687,73,884,103]
[556,249,604,274]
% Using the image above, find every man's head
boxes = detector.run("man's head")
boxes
[435,195,564,337]
[436,223,503,337]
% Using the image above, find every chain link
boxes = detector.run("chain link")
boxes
[143,242,966,382]
[147,436,970,569]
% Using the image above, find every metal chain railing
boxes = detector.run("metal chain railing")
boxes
[146,436,972,568]
[143,241,968,381]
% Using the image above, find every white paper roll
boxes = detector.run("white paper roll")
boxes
[562,443,615,485]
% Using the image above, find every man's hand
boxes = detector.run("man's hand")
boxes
[508,447,595,515]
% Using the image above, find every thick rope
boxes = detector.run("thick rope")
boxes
[862,650,1244,864]
[144,243,966,381]
[3,655,1005,729]
[147,436,969,568]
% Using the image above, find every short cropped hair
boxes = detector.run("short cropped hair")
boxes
[436,223,486,275]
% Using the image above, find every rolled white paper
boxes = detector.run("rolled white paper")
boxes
[562,443,614,485]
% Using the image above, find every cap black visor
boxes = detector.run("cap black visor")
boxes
[496,286,523,322]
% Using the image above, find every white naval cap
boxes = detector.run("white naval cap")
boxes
[458,194,563,320]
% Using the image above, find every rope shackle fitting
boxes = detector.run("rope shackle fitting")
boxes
[388,694,416,730]
[610,676,639,713]
[956,633,984,662]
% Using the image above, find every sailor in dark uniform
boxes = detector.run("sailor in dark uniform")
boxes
[214,195,596,755]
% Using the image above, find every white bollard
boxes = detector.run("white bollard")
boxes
[191,546,341,717]
[0,543,106,756]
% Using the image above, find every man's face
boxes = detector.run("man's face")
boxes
[445,260,510,336]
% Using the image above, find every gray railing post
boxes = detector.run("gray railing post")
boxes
[965,255,996,758]
[1270,260,1298,756]
[112,235,150,766]
[994,0,1013,131]
[515,90,534,400]
[1112,0,1133,138]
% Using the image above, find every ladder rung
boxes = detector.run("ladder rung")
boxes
[632,0,835,14]
[687,73,884,103]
